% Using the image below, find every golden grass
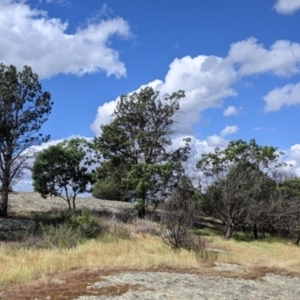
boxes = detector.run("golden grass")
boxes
[1,232,300,289]
[0,234,200,287]
[208,236,300,273]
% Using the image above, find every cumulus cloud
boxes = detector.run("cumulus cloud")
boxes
[223,105,240,116]
[92,35,300,134]
[206,135,229,148]
[0,0,131,78]
[274,0,300,14]
[220,125,239,137]
[227,37,300,77]
[263,82,300,111]
[91,55,237,135]
[283,144,300,176]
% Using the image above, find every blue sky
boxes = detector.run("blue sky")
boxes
[1,0,300,190]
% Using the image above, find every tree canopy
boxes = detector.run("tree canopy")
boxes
[93,87,191,215]
[198,139,283,238]
[0,64,52,216]
[32,139,93,211]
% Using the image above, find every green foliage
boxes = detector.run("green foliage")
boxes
[197,139,284,176]
[123,161,182,211]
[39,222,84,249]
[39,210,103,249]
[198,139,282,239]
[32,138,93,211]
[277,177,300,199]
[93,87,191,214]
[92,176,122,200]
[0,64,52,216]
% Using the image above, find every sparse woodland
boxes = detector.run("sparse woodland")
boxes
[1,63,300,295]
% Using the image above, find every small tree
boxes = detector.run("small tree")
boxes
[275,177,300,243]
[0,64,52,216]
[198,139,283,239]
[204,161,276,238]
[32,139,93,211]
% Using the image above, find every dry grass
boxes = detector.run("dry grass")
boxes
[0,234,202,288]
[1,192,300,294]
[208,236,300,274]
[1,232,300,290]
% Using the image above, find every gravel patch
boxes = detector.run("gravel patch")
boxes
[75,271,300,300]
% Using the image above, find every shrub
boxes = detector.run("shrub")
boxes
[160,185,201,250]
[115,207,136,223]
[106,216,131,239]
[39,210,103,249]
[92,178,122,200]
[69,210,102,239]
[39,222,83,249]
[131,218,160,236]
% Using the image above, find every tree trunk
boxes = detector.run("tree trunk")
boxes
[225,225,234,239]
[138,194,147,218]
[253,223,258,239]
[0,188,8,217]
[72,196,76,212]
[138,205,146,218]
[295,234,300,245]
[66,199,72,211]
[0,175,10,217]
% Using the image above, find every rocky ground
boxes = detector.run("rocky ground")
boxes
[1,266,300,300]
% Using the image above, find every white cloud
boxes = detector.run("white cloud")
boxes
[274,0,300,14]
[227,37,300,77]
[91,55,237,135]
[253,127,276,132]
[92,36,300,134]
[206,135,229,148]
[0,0,131,78]
[283,144,300,176]
[223,105,240,116]
[220,125,239,137]
[263,82,300,111]
[45,0,71,7]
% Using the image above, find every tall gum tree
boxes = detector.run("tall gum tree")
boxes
[94,87,191,215]
[0,64,52,216]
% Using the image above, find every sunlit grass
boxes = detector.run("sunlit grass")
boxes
[208,236,300,273]
[1,225,300,289]
[0,234,200,287]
